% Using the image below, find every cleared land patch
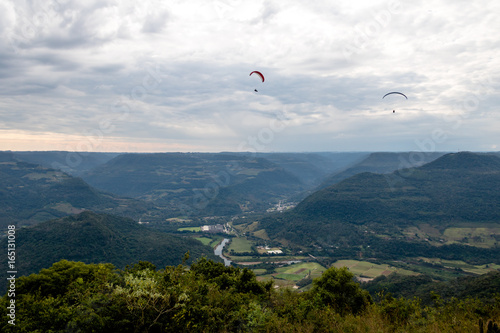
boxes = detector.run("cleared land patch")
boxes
[332,260,417,278]
[419,258,500,275]
[442,227,500,248]
[178,226,201,232]
[226,237,254,253]
[272,262,326,281]
[195,237,213,246]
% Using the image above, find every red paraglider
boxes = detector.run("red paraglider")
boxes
[249,71,265,82]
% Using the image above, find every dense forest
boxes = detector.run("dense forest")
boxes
[0,211,219,293]
[2,258,499,332]
[259,152,500,254]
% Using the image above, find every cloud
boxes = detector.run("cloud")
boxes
[0,0,499,152]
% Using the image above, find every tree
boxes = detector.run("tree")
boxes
[310,266,371,315]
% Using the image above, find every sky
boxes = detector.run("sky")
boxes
[0,0,499,153]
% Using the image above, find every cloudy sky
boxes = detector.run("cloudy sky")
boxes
[1,0,499,153]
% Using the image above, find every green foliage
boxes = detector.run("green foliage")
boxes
[310,266,372,315]
[366,271,500,307]
[1,258,499,332]
[378,293,423,326]
[0,211,220,294]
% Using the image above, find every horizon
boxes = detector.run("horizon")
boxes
[3,149,500,154]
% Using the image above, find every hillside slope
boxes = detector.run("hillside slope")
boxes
[82,152,343,217]
[12,151,119,176]
[318,151,446,189]
[0,152,148,228]
[0,211,218,293]
[259,152,500,261]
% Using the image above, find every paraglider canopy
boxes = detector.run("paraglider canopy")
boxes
[383,92,408,99]
[249,71,265,82]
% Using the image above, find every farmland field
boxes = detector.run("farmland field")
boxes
[419,258,500,275]
[331,260,417,278]
[195,237,213,246]
[177,226,201,232]
[194,235,224,248]
[442,227,500,248]
[226,237,254,253]
[257,262,326,286]
[274,262,326,281]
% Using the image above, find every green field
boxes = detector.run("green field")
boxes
[196,237,213,246]
[226,238,254,253]
[252,229,270,240]
[403,224,500,248]
[274,262,326,281]
[229,256,309,263]
[419,258,500,275]
[442,227,500,248]
[177,226,201,232]
[331,260,417,278]
[194,235,224,248]
[257,262,326,287]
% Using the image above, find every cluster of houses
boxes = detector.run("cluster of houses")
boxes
[257,245,283,254]
[200,223,230,234]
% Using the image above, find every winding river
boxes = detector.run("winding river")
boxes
[214,238,232,266]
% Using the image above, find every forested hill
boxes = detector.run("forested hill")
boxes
[81,152,363,216]
[11,151,120,176]
[0,153,148,228]
[254,152,368,186]
[317,151,446,189]
[0,211,218,293]
[259,152,500,250]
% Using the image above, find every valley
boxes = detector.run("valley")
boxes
[2,150,500,293]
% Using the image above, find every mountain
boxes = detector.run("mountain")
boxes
[0,152,148,229]
[318,152,446,189]
[0,211,219,293]
[12,151,120,176]
[81,152,363,217]
[258,152,500,261]
[255,152,368,186]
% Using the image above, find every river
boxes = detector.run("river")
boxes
[214,238,232,266]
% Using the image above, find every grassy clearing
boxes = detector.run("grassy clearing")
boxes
[196,237,213,246]
[227,238,254,253]
[442,227,500,248]
[50,202,84,214]
[245,221,260,232]
[177,226,201,232]
[236,169,263,176]
[230,256,309,262]
[275,273,302,281]
[274,262,326,280]
[256,275,296,288]
[252,229,270,240]
[332,260,417,278]
[193,235,224,248]
[255,262,326,288]
[252,269,267,275]
[166,217,192,223]
[404,224,500,248]
[419,258,500,275]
